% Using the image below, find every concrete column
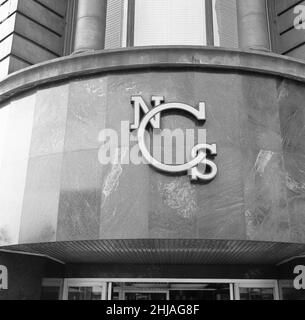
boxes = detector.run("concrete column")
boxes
[236,0,270,51]
[74,0,108,53]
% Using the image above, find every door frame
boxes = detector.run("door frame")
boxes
[62,279,107,300]
[123,289,170,300]
[234,280,279,300]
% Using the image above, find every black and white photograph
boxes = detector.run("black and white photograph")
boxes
[0,0,305,307]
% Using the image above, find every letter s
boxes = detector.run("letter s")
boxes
[190,144,217,182]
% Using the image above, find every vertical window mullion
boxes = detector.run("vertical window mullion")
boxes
[205,0,214,46]
[126,0,135,47]
[266,0,278,53]
[63,0,78,55]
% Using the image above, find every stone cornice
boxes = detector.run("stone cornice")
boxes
[1,46,305,103]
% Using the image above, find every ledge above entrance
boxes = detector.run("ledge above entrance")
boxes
[2,239,305,265]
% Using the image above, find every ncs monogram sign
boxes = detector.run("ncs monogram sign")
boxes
[130,96,218,182]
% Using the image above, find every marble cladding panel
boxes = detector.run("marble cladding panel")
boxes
[0,94,36,246]
[278,80,305,154]
[2,94,36,164]
[244,149,290,241]
[56,149,103,241]
[283,152,305,243]
[99,72,156,238]
[135,72,198,238]
[30,84,69,157]
[19,154,63,244]
[18,84,69,244]
[196,147,246,239]
[194,72,242,149]
[64,78,108,152]
[193,72,246,239]
[241,76,290,242]
[99,161,150,239]
[149,174,200,238]
[278,80,305,243]
[107,72,155,134]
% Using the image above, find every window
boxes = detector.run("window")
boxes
[41,279,63,300]
[134,0,207,46]
[124,0,215,47]
[122,0,238,48]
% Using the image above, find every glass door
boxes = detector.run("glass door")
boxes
[111,282,232,300]
[234,281,279,300]
[169,283,231,300]
[63,280,107,300]
[41,279,63,300]
[124,291,168,300]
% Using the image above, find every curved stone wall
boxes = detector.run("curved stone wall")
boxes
[0,47,304,246]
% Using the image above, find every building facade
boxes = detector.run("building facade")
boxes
[0,0,305,300]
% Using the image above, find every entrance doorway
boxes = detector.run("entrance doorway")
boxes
[234,281,279,300]
[63,279,107,300]
[47,279,279,300]
[112,282,231,300]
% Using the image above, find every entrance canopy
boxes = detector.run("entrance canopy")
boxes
[1,239,305,265]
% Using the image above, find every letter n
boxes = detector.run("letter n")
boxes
[130,96,162,130]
